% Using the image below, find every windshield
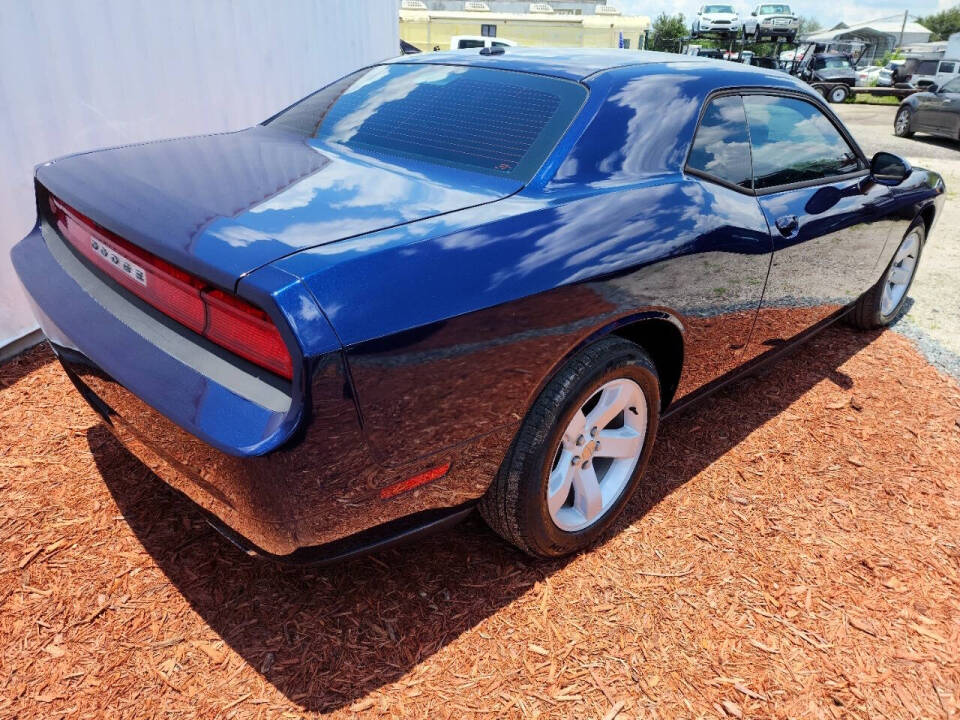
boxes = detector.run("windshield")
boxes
[703,5,735,13]
[821,57,851,69]
[759,4,791,14]
[266,64,587,181]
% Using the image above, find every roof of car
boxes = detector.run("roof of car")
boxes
[384,47,803,87]
[385,48,715,81]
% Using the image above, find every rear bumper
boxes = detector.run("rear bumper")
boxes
[12,221,505,559]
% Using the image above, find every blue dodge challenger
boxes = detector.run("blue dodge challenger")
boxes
[12,49,944,561]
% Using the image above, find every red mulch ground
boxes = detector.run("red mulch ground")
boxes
[1,327,958,719]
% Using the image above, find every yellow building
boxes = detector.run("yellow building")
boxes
[399,3,651,51]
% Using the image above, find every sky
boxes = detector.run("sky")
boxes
[615,0,951,28]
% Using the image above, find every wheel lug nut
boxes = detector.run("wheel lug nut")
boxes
[582,460,590,469]
[576,435,584,446]
[590,427,598,438]
[572,456,580,465]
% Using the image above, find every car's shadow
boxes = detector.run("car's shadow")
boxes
[88,324,881,714]
[903,133,960,152]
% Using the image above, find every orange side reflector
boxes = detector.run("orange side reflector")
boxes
[380,463,451,500]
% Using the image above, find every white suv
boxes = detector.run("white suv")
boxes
[691,4,741,39]
[742,3,799,43]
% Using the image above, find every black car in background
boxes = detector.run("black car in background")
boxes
[895,77,960,141]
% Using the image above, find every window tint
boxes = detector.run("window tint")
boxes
[267,64,586,181]
[458,38,485,48]
[939,61,956,73]
[687,95,752,189]
[744,95,861,189]
[942,77,960,93]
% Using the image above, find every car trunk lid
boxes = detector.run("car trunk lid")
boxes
[36,125,519,290]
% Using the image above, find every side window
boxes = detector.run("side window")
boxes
[939,61,956,73]
[743,95,861,190]
[942,77,960,93]
[687,95,753,189]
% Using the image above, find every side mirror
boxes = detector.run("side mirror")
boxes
[871,151,911,186]
[751,10,757,15]
[928,83,939,93]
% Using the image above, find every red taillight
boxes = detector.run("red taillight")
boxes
[203,289,293,379]
[49,195,293,380]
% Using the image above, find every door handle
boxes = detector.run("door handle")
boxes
[775,214,799,238]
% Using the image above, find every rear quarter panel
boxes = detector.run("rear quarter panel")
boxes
[274,65,804,467]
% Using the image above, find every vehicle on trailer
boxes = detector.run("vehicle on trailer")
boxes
[889,57,940,88]
[877,59,906,87]
[691,4,741,39]
[785,43,862,103]
[12,49,944,563]
[855,65,882,86]
[696,47,725,59]
[895,77,960,141]
[749,55,780,69]
[742,3,798,43]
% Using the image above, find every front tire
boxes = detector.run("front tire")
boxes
[846,220,924,329]
[754,28,762,43]
[479,337,660,558]
[894,106,914,137]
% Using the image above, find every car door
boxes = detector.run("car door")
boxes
[740,93,895,359]
[927,77,960,135]
[679,94,772,397]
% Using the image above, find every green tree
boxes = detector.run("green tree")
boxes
[916,5,960,41]
[797,16,822,36]
[650,12,687,52]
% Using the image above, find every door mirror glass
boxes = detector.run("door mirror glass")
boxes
[928,83,939,93]
[871,152,911,185]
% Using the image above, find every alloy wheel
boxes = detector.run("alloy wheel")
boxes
[880,229,920,317]
[546,378,647,532]
[895,108,911,136]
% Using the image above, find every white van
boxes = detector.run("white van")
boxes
[449,36,517,50]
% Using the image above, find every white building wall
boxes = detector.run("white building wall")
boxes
[0,0,398,353]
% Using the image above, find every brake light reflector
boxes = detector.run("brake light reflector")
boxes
[48,194,293,380]
[379,463,451,500]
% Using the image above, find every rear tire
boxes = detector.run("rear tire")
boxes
[828,85,850,103]
[479,337,660,558]
[845,220,924,329]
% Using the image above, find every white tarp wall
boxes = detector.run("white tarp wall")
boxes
[0,0,398,353]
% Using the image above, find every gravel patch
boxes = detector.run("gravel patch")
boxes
[834,103,960,381]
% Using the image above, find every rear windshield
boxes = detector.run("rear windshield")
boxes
[266,64,587,181]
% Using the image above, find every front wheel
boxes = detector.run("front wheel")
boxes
[754,28,763,43]
[479,337,660,558]
[894,106,914,137]
[845,221,924,329]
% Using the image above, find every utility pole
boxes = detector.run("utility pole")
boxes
[898,9,907,49]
